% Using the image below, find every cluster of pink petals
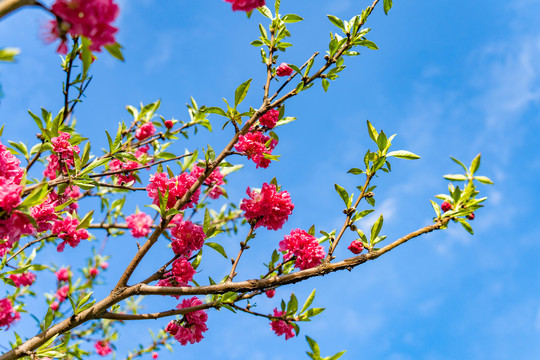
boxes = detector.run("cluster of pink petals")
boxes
[109,159,139,184]
[95,340,113,356]
[441,201,453,212]
[276,63,293,77]
[0,177,22,212]
[166,297,208,345]
[49,0,119,53]
[135,122,156,141]
[270,309,295,340]
[56,267,70,282]
[234,130,278,169]
[224,0,265,11]
[259,109,279,129]
[0,212,35,256]
[170,220,205,256]
[48,185,81,212]
[348,240,364,254]
[55,284,70,302]
[125,212,153,238]
[31,199,58,233]
[171,257,195,284]
[147,172,201,210]
[0,298,20,329]
[52,215,90,252]
[9,272,36,287]
[240,183,294,230]
[190,165,225,199]
[44,132,80,179]
[0,141,23,183]
[279,229,326,270]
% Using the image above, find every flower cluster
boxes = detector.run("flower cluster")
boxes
[270,309,295,340]
[55,267,70,282]
[240,183,294,230]
[279,229,326,270]
[190,165,225,199]
[52,215,90,252]
[441,201,452,212]
[147,172,200,210]
[259,108,279,129]
[49,0,119,54]
[0,298,19,329]
[276,63,293,77]
[166,297,208,345]
[44,132,80,180]
[234,130,278,168]
[126,211,153,238]
[170,219,205,257]
[108,159,139,184]
[224,0,265,12]
[135,122,156,141]
[0,212,35,257]
[95,340,113,356]
[9,272,36,287]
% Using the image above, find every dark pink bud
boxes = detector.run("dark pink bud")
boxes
[441,201,453,212]
[50,301,59,311]
[152,352,158,359]
[89,268,99,277]
[466,213,475,220]
[266,289,276,298]
[164,120,174,129]
[276,62,293,77]
[348,240,364,255]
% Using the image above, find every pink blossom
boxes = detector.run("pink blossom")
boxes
[240,183,294,230]
[152,352,158,359]
[0,298,20,329]
[276,63,293,77]
[173,297,208,345]
[146,172,200,210]
[134,145,150,159]
[135,122,156,141]
[164,120,174,129]
[44,154,60,179]
[0,211,36,256]
[191,165,226,199]
[55,285,70,302]
[270,309,294,340]
[56,267,70,282]
[89,267,99,277]
[95,340,113,356]
[234,130,278,168]
[165,321,180,336]
[50,301,60,311]
[171,257,195,284]
[279,229,326,270]
[224,0,265,12]
[265,289,275,298]
[0,177,22,213]
[47,186,80,212]
[44,132,80,178]
[348,240,364,255]
[50,0,119,53]
[31,199,58,233]
[9,272,36,287]
[0,141,24,184]
[100,262,109,269]
[52,216,90,252]
[259,108,279,129]
[126,212,153,238]
[170,220,205,256]
[109,159,139,184]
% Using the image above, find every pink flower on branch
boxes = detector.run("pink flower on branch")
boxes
[240,183,294,231]
[0,141,24,185]
[270,309,295,340]
[95,340,113,356]
[55,267,70,282]
[170,220,205,256]
[234,130,278,169]
[55,285,70,302]
[224,0,265,12]
[172,297,208,345]
[49,0,119,53]
[279,229,326,270]
[146,172,200,210]
[52,215,90,252]
[190,165,226,199]
[126,211,153,238]
[135,122,156,141]
[0,177,22,213]
[9,272,36,287]
[0,298,20,329]
[276,63,293,77]
[0,211,36,256]
[259,108,279,129]
[348,240,364,255]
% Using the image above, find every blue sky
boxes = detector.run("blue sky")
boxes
[1,0,540,359]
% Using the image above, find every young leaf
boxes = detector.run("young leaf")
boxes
[334,184,349,207]
[370,214,384,242]
[383,0,393,15]
[387,150,421,160]
[469,153,481,175]
[234,79,252,108]
[300,289,316,314]
[204,242,228,259]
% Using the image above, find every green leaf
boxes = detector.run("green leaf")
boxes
[329,350,347,360]
[450,156,469,173]
[204,242,228,259]
[321,78,330,92]
[430,200,441,218]
[334,184,349,207]
[474,175,494,185]
[0,47,20,62]
[444,174,468,181]
[469,153,481,174]
[80,36,93,76]
[387,150,421,160]
[457,218,474,235]
[282,14,303,23]
[327,15,345,31]
[76,210,94,230]
[370,214,384,242]
[366,120,378,142]
[234,79,252,108]
[306,336,321,357]
[383,0,393,15]
[257,5,273,19]
[287,293,298,315]
[355,39,379,50]
[300,289,316,314]
[104,42,125,61]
